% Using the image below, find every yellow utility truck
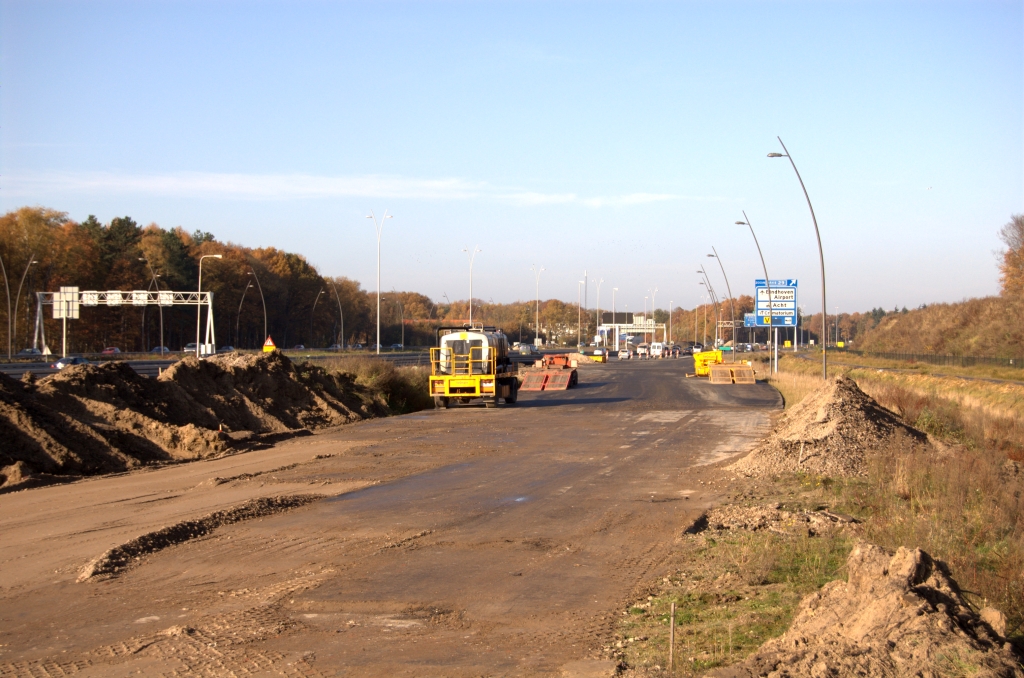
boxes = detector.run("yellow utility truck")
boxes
[429,325,519,408]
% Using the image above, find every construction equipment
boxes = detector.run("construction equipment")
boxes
[689,349,724,377]
[519,354,579,391]
[429,325,519,408]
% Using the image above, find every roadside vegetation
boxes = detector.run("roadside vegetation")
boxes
[616,350,1024,674]
[321,356,433,415]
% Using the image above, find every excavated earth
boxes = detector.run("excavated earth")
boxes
[730,375,929,478]
[0,352,386,493]
[707,543,1022,678]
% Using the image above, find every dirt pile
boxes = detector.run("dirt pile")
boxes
[706,543,1022,677]
[687,504,858,538]
[0,353,387,492]
[730,375,928,477]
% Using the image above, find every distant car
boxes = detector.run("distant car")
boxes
[390,343,404,350]
[293,344,305,350]
[690,343,704,354]
[100,347,121,355]
[150,346,171,354]
[618,348,632,360]
[328,344,342,350]
[52,356,89,369]
[218,345,235,353]
[517,344,539,356]
[352,343,364,350]
[17,347,41,356]
[183,343,198,353]
[369,344,380,350]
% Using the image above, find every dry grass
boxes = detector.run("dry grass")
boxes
[320,356,433,414]
[829,351,1024,383]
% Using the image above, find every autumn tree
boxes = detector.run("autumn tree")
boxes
[999,214,1024,297]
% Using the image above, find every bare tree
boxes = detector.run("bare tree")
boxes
[999,214,1024,296]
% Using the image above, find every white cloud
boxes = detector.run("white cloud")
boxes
[3,171,719,208]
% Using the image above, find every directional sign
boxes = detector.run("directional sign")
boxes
[53,287,80,319]
[744,313,757,328]
[754,279,798,327]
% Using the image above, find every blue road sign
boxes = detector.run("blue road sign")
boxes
[744,313,757,328]
[754,279,798,327]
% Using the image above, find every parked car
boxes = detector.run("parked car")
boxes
[352,343,364,350]
[328,344,342,350]
[150,346,171,354]
[183,343,198,353]
[618,348,632,360]
[390,343,404,350]
[100,347,121,355]
[52,356,89,369]
[17,347,41,356]
[218,345,235,353]
[293,344,305,350]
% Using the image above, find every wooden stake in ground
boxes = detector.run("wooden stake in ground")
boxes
[669,601,676,672]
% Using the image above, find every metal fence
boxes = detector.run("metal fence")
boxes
[846,350,1023,370]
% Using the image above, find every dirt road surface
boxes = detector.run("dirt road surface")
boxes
[0,358,780,677]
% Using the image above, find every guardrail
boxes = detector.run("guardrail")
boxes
[846,350,1023,370]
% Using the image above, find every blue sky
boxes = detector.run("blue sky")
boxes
[2,0,1021,315]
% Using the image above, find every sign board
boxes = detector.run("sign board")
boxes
[754,279,798,327]
[784,340,792,347]
[837,341,845,348]
[744,313,757,328]
[263,336,276,353]
[53,287,80,319]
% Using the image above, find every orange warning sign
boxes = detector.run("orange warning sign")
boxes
[263,336,276,353]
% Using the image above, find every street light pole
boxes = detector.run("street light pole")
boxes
[707,247,736,348]
[310,289,324,348]
[0,252,9,360]
[595,278,604,346]
[698,268,720,346]
[643,296,648,343]
[139,258,164,353]
[236,282,252,348]
[12,254,38,354]
[769,137,826,380]
[328,280,344,349]
[247,266,268,342]
[669,301,673,344]
[577,281,584,348]
[612,287,618,351]
[736,212,774,372]
[366,210,393,354]
[531,265,544,345]
[463,246,481,326]
[196,254,223,357]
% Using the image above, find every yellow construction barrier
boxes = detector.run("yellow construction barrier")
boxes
[692,350,723,377]
[707,363,757,385]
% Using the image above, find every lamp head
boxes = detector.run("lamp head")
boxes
[767,152,785,158]
[707,254,715,258]
[212,254,223,259]
[735,221,747,225]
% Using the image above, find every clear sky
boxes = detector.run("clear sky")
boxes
[2,0,1021,315]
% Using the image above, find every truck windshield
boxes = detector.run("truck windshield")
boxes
[438,338,489,374]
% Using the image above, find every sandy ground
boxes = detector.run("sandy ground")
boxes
[0,358,781,677]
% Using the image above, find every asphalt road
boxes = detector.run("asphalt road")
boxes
[0,357,781,677]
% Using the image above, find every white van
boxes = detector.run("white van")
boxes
[650,342,665,358]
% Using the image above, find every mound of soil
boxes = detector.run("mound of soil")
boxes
[687,504,858,538]
[707,543,1022,677]
[0,353,387,492]
[730,375,928,477]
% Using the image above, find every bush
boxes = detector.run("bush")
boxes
[322,356,433,415]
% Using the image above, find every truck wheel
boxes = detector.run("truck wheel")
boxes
[433,396,449,409]
[504,384,518,405]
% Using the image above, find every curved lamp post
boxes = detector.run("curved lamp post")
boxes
[236,281,253,348]
[736,212,775,373]
[577,281,584,347]
[310,288,325,348]
[707,247,736,348]
[367,210,393,354]
[0,252,9,360]
[13,255,38,353]
[769,137,826,380]
[463,246,481,326]
[698,267,720,346]
[612,287,618,350]
[531,264,544,344]
[247,266,268,342]
[196,254,222,357]
[328,279,344,349]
